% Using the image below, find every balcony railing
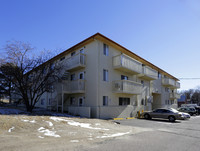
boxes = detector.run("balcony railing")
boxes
[162,78,175,87]
[170,93,181,99]
[162,78,180,89]
[58,79,85,94]
[112,80,142,95]
[64,53,86,71]
[138,66,158,80]
[113,54,142,74]
[174,81,180,89]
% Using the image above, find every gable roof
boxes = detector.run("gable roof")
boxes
[44,32,179,81]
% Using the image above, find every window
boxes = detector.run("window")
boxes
[103,96,108,106]
[165,88,169,92]
[158,72,161,79]
[119,97,130,106]
[121,75,128,80]
[80,48,84,54]
[79,97,84,106]
[141,99,144,105]
[60,57,65,61]
[41,98,45,105]
[103,44,109,56]
[79,72,84,80]
[103,69,108,81]
[141,80,144,87]
[48,98,51,105]
[71,74,75,81]
[70,97,75,105]
[71,52,76,56]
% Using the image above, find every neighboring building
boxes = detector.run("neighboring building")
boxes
[36,33,180,119]
[178,95,186,107]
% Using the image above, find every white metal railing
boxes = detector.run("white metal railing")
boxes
[162,78,175,86]
[142,66,158,79]
[175,81,180,88]
[113,54,142,74]
[63,53,86,70]
[58,79,85,93]
[112,80,142,94]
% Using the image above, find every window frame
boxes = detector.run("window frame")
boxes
[103,69,109,82]
[119,97,130,106]
[103,96,108,106]
[103,43,109,56]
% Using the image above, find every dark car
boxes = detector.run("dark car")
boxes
[142,108,185,122]
[178,107,197,116]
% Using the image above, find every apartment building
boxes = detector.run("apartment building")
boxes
[36,33,180,119]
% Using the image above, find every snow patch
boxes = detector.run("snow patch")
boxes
[38,136,44,139]
[70,140,79,143]
[96,131,130,138]
[38,127,60,138]
[8,127,15,132]
[21,119,36,123]
[46,121,53,127]
[50,117,109,130]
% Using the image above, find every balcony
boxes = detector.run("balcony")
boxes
[171,81,180,89]
[162,78,175,87]
[58,79,85,94]
[112,80,142,95]
[162,78,180,89]
[64,53,86,72]
[113,54,142,75]
[138,66,158,80]
[170,93,181,99]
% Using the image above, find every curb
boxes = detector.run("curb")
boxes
[113,117,136,120]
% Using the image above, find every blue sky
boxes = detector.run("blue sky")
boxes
[0,0,200,91]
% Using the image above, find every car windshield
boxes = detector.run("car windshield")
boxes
[169,108,179,113]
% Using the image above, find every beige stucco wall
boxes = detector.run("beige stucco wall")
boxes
[35,39,179,118]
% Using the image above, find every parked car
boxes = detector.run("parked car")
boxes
[143,108,186,122]
[170,108,190,119]
[178,107,197,116]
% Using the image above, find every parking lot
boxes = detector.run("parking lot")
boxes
[85,116,200,151]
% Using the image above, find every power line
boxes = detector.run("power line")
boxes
[179,78,200,80]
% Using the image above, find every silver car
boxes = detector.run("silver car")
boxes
[143,108,185,122]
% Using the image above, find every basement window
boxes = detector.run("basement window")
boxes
[119,97,130,106]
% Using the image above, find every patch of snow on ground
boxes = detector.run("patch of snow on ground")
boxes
[38,136,44,139]
[68,121,110,130]
[96,131,131,138]
[50,117,109,131]
[8,127,15,132]
[50,117,70,122]
[70,140,79,143]
[38,127,60,138]
[95,123,101,126]
[46,121,53,127]
[21,119,36,123]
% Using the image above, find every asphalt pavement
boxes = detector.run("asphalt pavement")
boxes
[83,116,200,151]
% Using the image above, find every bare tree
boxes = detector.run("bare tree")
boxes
[0,40,62,112]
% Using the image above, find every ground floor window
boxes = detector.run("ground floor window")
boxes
[70,97,75,105]
[103,96,108,106]
[41,98,45,105]
[119,97,130,106]
[79,97,84,106]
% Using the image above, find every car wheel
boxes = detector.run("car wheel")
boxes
[144,114,151,120]
[168,116,175,122]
